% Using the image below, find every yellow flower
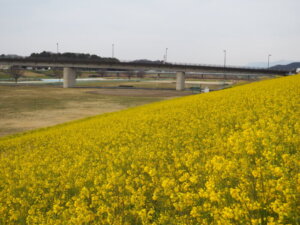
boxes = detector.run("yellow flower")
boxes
[0,75,299,224]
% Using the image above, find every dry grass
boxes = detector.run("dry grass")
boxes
[0,85,192,137]
[22,70,47,77]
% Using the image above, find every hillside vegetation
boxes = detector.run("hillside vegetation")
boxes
[0,75,299,224]
[271,62,300,71]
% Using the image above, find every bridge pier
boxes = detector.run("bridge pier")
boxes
[63,67,76,88]
[176,71,185,91]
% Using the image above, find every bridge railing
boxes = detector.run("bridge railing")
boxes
[0,57,289,73]
[118,59,285,71]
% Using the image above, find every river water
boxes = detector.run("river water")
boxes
[0,78,232,85]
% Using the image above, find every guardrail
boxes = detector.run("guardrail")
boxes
[118,59,285,71]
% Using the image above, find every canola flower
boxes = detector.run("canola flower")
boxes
[0,75,299,224]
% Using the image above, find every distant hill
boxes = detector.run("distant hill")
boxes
[131,59,164,64]
[246,60,293,68]
[270,62,300,71]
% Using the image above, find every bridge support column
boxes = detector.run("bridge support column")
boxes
[176,71,185,91]
[63,67,76,88]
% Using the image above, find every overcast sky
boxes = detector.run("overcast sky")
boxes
[0,0,299,66]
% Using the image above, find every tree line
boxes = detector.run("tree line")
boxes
[29,51,119,63]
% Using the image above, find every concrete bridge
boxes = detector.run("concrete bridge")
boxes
[0,58,290,91]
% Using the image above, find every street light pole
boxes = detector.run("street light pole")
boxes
[165,48,168,63]
[56,43,59,54]
[223,50,227,67]
[268,54,271,68]
[112,44,115,58]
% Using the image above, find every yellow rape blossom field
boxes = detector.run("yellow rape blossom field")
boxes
[0,75,299,225]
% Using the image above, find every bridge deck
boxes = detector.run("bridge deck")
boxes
[0,58,290,76]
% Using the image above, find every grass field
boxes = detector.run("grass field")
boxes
[0,75,299,224]
[0,71,11,79]
[0,70,51,80]
[22,70,48,78]
[0,85,192,137]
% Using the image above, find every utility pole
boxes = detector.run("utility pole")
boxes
[223,50,227,67]
[112,44,114,58]
[165,48,168,63]
[268,54,271,68]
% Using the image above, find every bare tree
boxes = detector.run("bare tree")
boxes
[75,69,82,79]
[157,73,161,80]
[52,67,63,81]
[137,69,145,79]
[9,66,23,83]
[98,69,107,77]
[127,70,135,80]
